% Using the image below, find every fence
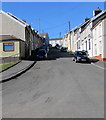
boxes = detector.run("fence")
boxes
[0,53,21,71]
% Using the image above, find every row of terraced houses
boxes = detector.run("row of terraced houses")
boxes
[63,8,106,61]
[0,10,49,60]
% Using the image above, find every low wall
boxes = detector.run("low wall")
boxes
[92,54,106,61]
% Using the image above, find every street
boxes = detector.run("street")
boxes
[2,48,104,118]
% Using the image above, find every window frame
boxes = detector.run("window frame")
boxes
[3,42,14,52]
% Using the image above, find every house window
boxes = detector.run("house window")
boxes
[88,39,91,50]
[3,42,14,52]
[99,41,102,54]
[99,24,102,37]
[77,40,80,49]
[95,44,97,56]
[86,41,87,51]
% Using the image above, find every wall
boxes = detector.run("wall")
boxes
[0,11,2,35]
[81,23,93,57]
[0,41,20,58]
[1,11,25,41]
[70,31,75,52]
[63,34,69,48]
[103,18,106,60]
[92,20,103,60]
[20,41,25,58]
[49,39,63,47]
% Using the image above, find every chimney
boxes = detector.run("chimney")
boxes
[84,18,90,22]
[22,20,26,23]
[93,7,102,16]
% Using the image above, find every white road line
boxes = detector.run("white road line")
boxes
[91,63,104,70]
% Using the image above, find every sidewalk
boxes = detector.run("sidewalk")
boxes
[0,60,36,83]
[90,58,105,69]
[92,60,105,68]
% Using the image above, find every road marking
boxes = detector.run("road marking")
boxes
[91,63,104,70]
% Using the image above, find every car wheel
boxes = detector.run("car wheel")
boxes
[72,58,75,61]
[45,53,47,58]
[89,60,91,64]
[75,58,78,63]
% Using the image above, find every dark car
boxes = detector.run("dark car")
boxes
[41,45,49,53]
[35,49,47,60]
[55,44,60,49]
[60,47,67,52]
[73,51,91,63]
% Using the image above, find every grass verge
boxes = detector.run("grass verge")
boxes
[0,62,19,72]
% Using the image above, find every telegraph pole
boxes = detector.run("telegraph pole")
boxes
[59,32,61,38]
[68,21,70,32]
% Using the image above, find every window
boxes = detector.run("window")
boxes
[88,39,91,50]
[95,44,97,55]
[95,28,96,40]
[99,41,102,54]
[86,41,87,51]
[77,40,80,49]
[99,24,102,37]
[3,42,14,51]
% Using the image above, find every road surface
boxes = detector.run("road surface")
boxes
[2,48,104,118]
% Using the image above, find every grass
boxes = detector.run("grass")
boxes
[0,62,19,72]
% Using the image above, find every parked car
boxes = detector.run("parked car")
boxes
[55,44,60,49]
[47,46,49,53]
[60,47,67,52]
[73,51,91,63]
[49,44,52,48]
[35,49,47,60]
[41,45,49,53]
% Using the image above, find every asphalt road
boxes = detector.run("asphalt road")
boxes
[2,48,104,118]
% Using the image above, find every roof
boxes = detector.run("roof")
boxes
[69,9,106,34]
[91,9,106,22]
[0,35,22,41]
[39,33,48,37]
[0,10,27,28]
[7,12,29,26]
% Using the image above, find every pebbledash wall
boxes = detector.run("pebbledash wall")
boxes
[0,41,20,58]
[0,35,26,59]
[1,11,26,41]
[0,10,26,58]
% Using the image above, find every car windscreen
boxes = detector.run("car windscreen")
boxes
[77,51,87,55]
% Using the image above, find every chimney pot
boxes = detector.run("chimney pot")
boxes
[84,18,90,22]
[22,20,26,23]
[93,8,102,16]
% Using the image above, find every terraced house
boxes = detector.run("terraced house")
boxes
[63,8,106,61]
[0,10,44,60]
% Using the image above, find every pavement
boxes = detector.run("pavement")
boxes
[0,60,36,83]
[90,58,106,69]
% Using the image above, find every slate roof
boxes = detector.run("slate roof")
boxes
[0,35,22,41]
